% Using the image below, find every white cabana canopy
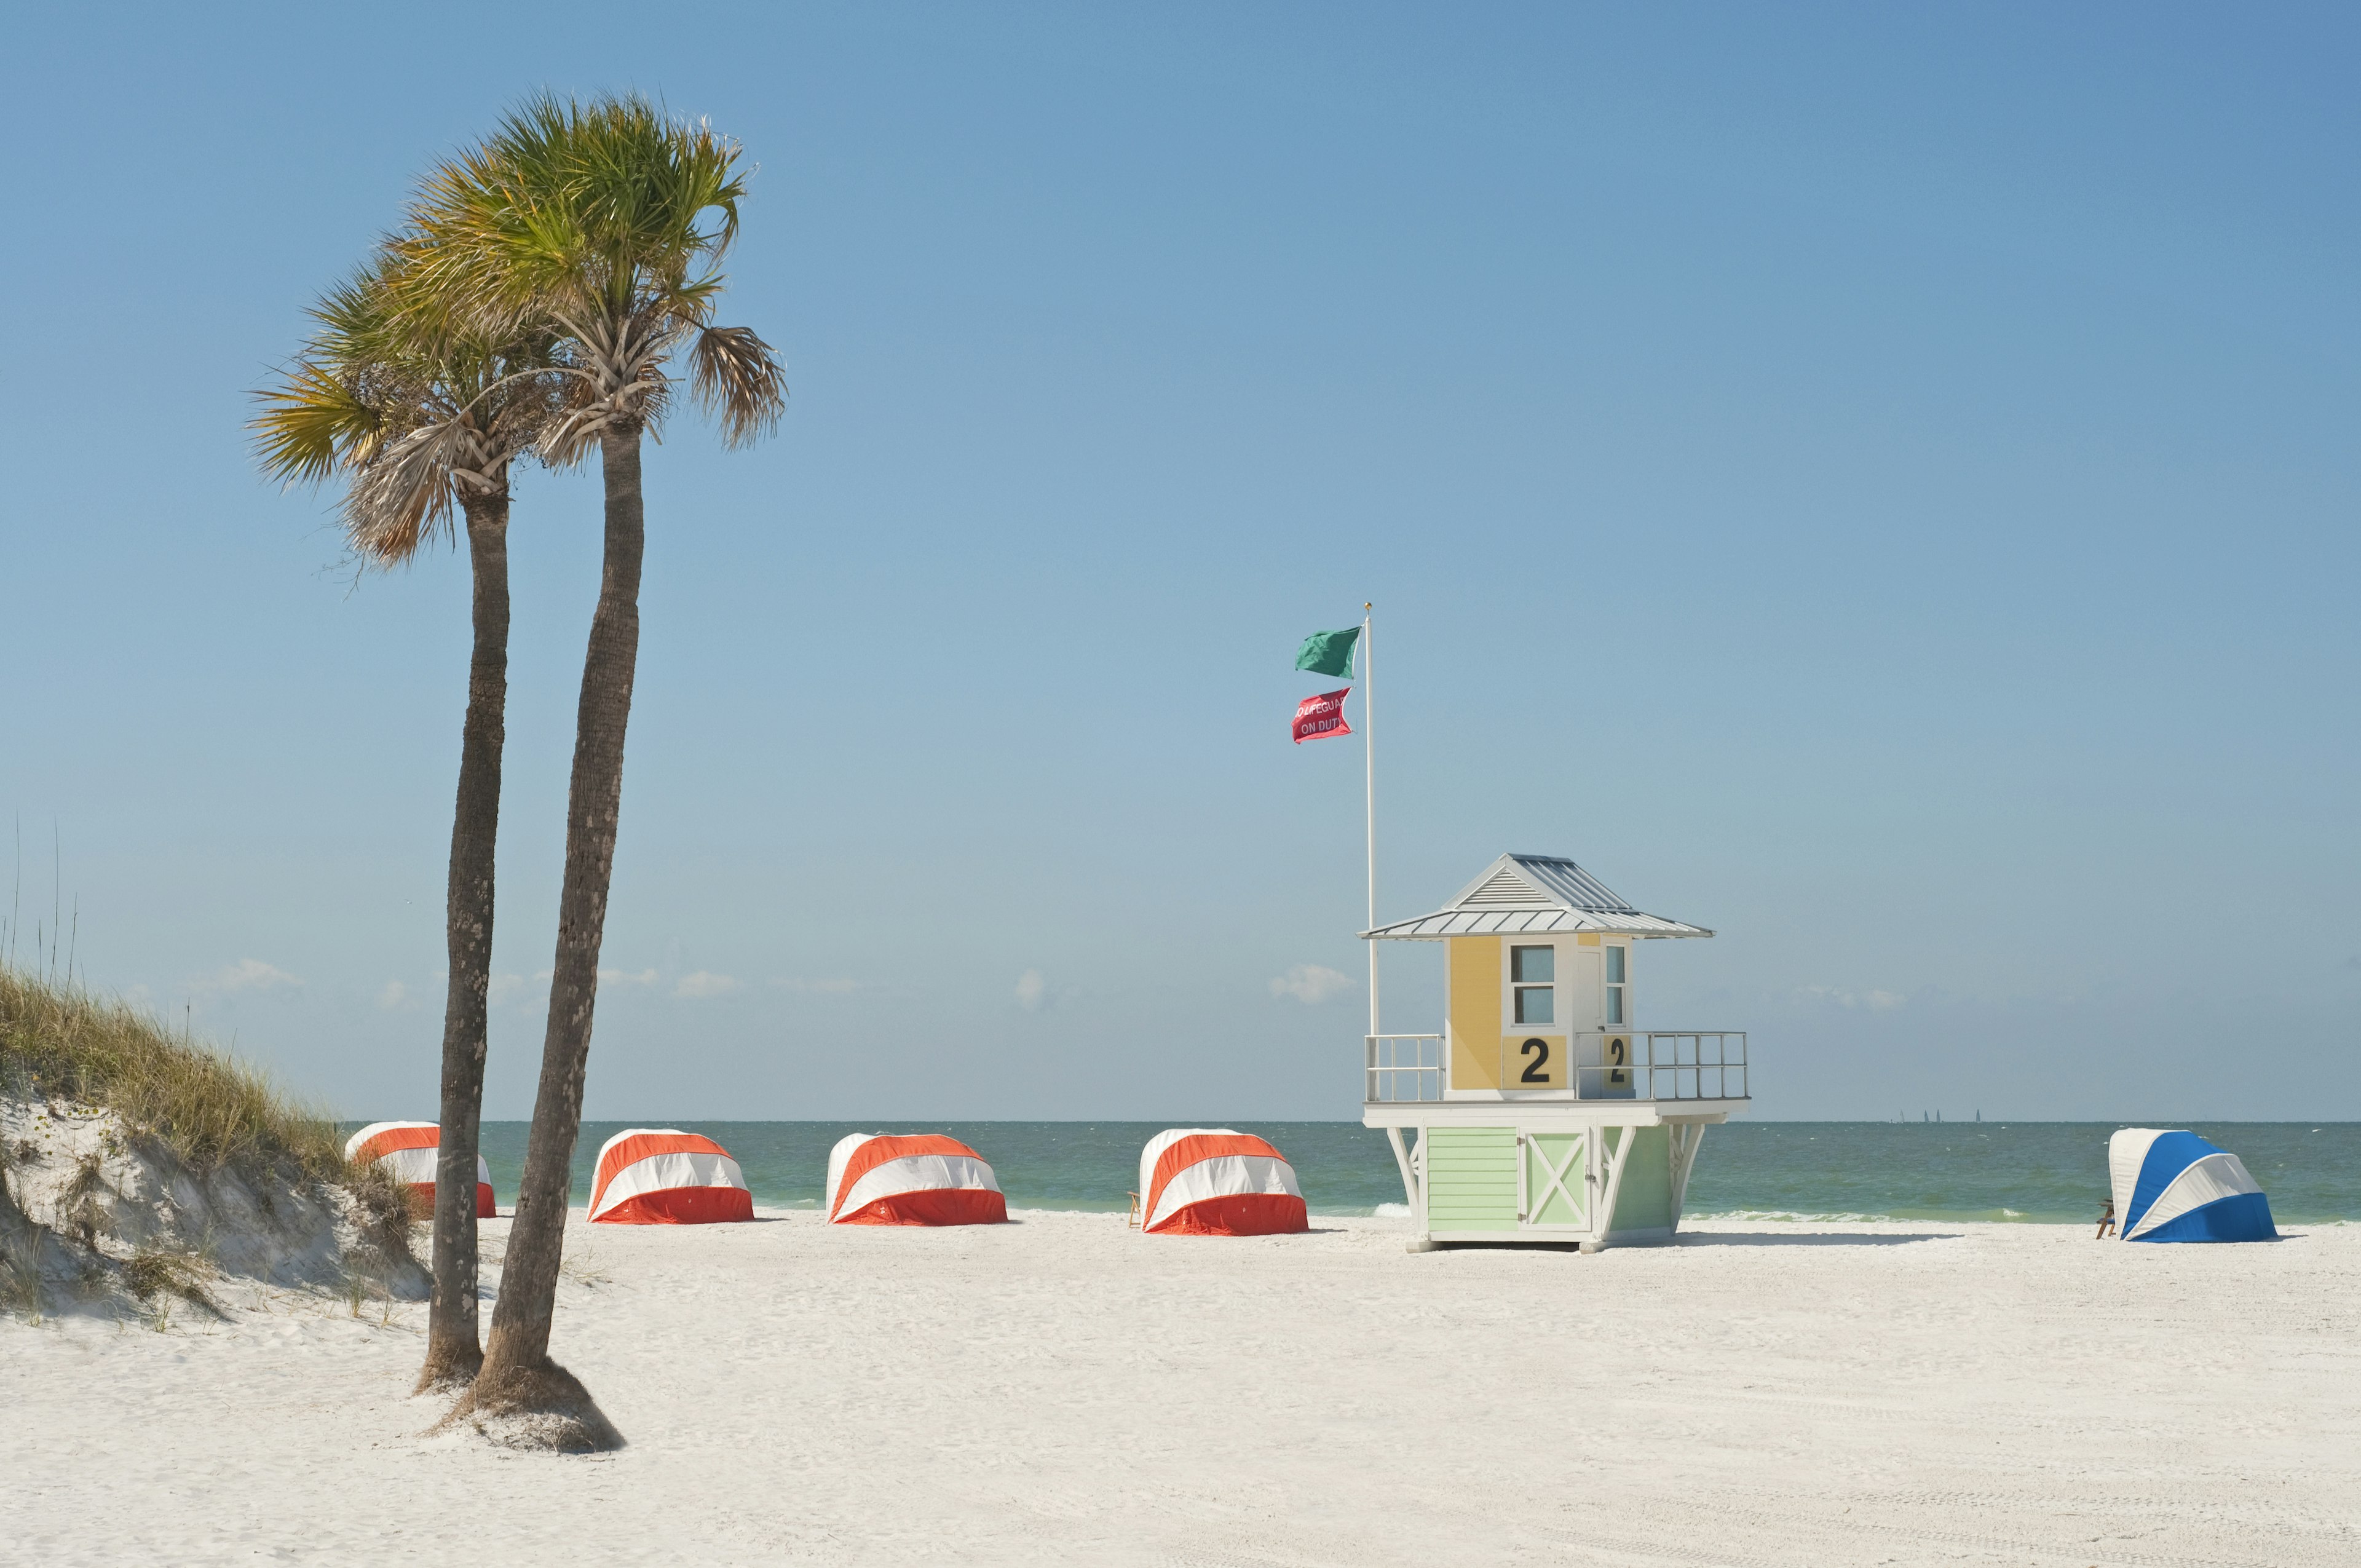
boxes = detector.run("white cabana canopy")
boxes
[1362,853,1712,941]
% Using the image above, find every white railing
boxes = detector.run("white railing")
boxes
[1365,1035,1444,1103]
[1638,1032,1747,1102]
[1362,1031,1746,1104]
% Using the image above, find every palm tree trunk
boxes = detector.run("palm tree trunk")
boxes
[456,426,641,1449]
[417,491,510,1393]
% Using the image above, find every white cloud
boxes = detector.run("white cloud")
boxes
[1269,964,1354,1004]
[674,970,739,999]
[1795,984,1907,1011]
[772,977,860,994]
[488,973,535,1005]
[376,981,414,1011]
[202,959,300,994]
[599,967,660,988]
[1014,969,1048,1011]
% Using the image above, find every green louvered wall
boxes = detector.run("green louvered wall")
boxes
[1423,1126,1518,1230]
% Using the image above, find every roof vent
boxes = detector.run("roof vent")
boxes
[1459,868,1552,908]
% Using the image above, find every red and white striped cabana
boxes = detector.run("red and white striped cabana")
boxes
[826,1133,1006,1226]
[344,1121,495,1218]
[1138,1128,1308,1236]
[587,1129,755,1225]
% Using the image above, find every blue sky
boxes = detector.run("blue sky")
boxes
[2,3,2354,1121]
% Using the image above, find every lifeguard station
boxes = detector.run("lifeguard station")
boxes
[1362,853,1747,1251]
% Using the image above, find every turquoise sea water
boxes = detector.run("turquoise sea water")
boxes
[453,1121,2361,1225]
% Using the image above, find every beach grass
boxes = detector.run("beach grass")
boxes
[0,964,345,1181]
[121,1245,218,1317]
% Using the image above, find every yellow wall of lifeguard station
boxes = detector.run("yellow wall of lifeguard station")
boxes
[1447,932,1602,1093]
[1447,936,1503,1090]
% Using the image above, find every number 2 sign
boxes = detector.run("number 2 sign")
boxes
[1508,1035,1567,1089]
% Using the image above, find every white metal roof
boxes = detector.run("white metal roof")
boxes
[1363,853,1712,941]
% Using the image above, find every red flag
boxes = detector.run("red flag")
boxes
[1292,687,1352,743]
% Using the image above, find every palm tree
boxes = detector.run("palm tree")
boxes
[401,94,786,1449]
[253,252,564,1392]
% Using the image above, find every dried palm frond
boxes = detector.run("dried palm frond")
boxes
[690,324,787,448]
[344,418,475,560]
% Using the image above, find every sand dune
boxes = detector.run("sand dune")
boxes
[6,1210,2355,1566]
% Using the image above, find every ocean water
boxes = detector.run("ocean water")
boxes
[457,1120,2361,1225]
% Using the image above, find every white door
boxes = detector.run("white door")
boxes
[1565,945,1603,1029]
[1566,946,1605,1095]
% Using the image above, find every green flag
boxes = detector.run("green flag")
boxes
[1294,626,1360,678]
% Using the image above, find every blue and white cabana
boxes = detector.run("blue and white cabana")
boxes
[2108,1129,2277,1243]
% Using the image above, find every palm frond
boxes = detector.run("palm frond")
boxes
[689,324,788,448]
[251,357,384,486]
[307,259,409,362]
[344,419,473,561]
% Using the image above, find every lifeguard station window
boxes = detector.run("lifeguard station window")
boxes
[1511,946,1554,1024]
[1606,944,1628,1025]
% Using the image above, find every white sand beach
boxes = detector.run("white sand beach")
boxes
[7,1211,2357,1567]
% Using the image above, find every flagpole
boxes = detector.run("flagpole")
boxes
[1363,604,1377,1040]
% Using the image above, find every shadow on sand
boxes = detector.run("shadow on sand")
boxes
[1673,1230,1960,1247]
[1419,1232,1960,1254]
